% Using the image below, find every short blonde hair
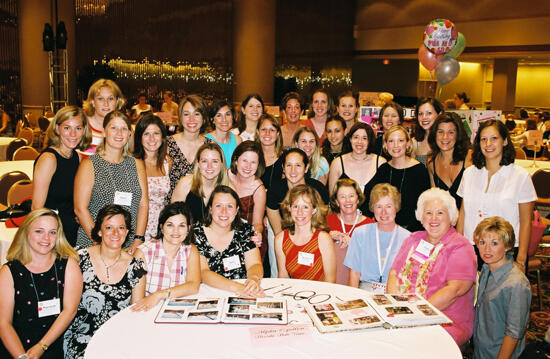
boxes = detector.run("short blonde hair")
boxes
[83,79,125,117]
[383,125,413,157]
[415,188,458,226]
[369,183,401,212]
[330,179,365,213]
[474,216,515,250]
[6,208,78,264]
[281,184,329,234]
[46,106,92,150]
[95,110,132,158]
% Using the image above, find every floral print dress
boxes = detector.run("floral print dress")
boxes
[63,249,146,359]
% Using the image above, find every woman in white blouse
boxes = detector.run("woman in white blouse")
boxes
[457,120,537,270]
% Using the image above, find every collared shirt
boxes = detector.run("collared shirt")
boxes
[474,256,531,359]
[139,240,191,296]
[457,164,537,245]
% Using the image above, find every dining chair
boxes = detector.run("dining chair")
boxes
[514,147,527,159]
[17,127,34,146]
[527,214,545,311]
[0,170,30,206]
[7,179,32,206]
[12,146,39,161]
[531,169,550,208]
[6,138,27,160]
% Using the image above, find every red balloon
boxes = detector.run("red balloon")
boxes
[418,45,439,71]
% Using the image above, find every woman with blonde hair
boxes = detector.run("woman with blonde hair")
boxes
[362,125,430,232]
[74,110,149,253]
[82,79,126,156]
[274,184,336,282]
[171,142,227,223]
[293,126,329,185]
[0,209,82,358]
[33,106,92,246]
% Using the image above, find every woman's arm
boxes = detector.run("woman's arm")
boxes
[274,231,289,278]
[456,202,465,235]
[132,245,202,311]
[0,265,26,358]
[328,156,342,194]
[31,152,56,210]
[348,270,361,288]
[0,113,9,133]
[131,275,147,305]
[318,231,336,283]
[130,248,147,303]
[26,258,83,358]
[126,159,149,254]
[199,255,259,297]
[496,335,520,359]
[516,201,534,268]
[386,269,399,293]
[427,279,474,311]
[74,158,96,241]
[242,247,264,297]
[171,175,192,203]
[427,158,435,187]
[251,184,266,236]
[267,208,282,236]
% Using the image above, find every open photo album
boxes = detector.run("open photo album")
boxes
[305,293,451,333]
[154,296,288,325]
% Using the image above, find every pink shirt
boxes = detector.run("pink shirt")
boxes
[391,228,477,346]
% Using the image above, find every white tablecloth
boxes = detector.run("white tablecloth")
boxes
[516,159,550,176]
[85,278,461,359]
[0,222,18,264]
[0,160,34,178]
[0,137,17,160]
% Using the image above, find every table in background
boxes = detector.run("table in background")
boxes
[0,137,17,160]
[0,160,34,178]
[516,159,550,176]
[0,221,17,264]
[85,278,461,359]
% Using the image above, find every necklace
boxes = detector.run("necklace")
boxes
[99,249,121,283]
[389,165,407,193]
[351,153,368,161]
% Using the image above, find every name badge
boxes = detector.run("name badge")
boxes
[371,281,386,294]
[298,251,314,266]
[412,240,434,264]
[114,191,133,206]
[169,126,176,132]
[38,297,61,318]
[223,255,241,272]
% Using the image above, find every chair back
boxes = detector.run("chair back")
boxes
[18,127,33,145]
[6,138,27,160]
[0,171,30,205]
[528,210,546,258]
[514,147,527,159]
[532,169,550,199]
[12,146,39,161]
[7,179,32,206]
[38,116,51,132]
[25,113,38,129]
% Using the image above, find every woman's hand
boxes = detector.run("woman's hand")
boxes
[329,230,351,248]
[131,291,165,312]
[251,231,262,247]
[25,343,45,359]
[239,277,265,298]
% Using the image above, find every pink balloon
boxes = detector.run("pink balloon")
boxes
[418,45,439,71]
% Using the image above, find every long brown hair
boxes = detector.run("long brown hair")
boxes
[281,184,329,234]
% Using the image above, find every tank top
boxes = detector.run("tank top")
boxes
[282,229,325,281]
[338,154,380,191]
[239,185,267,259]
[205,132,237,168]
[186,190,207,224]
[34,148,80,246]
[432,159,465,209]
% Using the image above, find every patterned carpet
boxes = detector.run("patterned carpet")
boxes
[525,245,550,350]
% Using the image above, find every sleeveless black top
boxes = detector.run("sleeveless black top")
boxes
[186,190,207,224]
[432,159,465,209]
[34,148,80,246]
[338,154,381,191]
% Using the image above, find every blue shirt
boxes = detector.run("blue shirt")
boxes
[205,132,237,168]
[344,223,409,283]
[474,255,531,359]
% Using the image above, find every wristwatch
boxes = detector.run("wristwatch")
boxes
[39,341,48,351]
[18,354,27,359]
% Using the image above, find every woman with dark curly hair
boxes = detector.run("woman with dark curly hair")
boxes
[457,120,537,271]
[427,112,472,209]
[321,116,351,166]
[411,97,444,166]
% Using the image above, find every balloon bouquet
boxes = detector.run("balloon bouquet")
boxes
[418,19,466,88]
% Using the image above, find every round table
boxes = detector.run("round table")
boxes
[85,278,461,358]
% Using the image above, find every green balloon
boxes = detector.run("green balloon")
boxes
[446,32,466,58]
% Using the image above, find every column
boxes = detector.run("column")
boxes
[491,59,518,112]
[233,0,276,104]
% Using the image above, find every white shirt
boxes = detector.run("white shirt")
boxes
[457,164,537,245]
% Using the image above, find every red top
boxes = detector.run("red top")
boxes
[282,229,325,281]
[301,118,327,144]
[326,213,375,285]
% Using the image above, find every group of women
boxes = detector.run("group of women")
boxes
[0,78,537,358]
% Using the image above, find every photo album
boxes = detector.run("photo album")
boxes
[305,293,451,334]
[154,297,288,325]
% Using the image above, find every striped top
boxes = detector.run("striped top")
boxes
[139,240,191,296]
[282,229,324,281]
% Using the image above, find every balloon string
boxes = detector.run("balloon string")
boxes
[437,85,443,98]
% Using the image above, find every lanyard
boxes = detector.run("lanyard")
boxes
[30,258,60,301]
[338,211,360,236]
[375,226,397,283]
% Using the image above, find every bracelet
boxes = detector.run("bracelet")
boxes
[39,341,48,351]
[165,288,171,300]
[516,260,525,266]
[134,235,145,242]
[18,354,27,359]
